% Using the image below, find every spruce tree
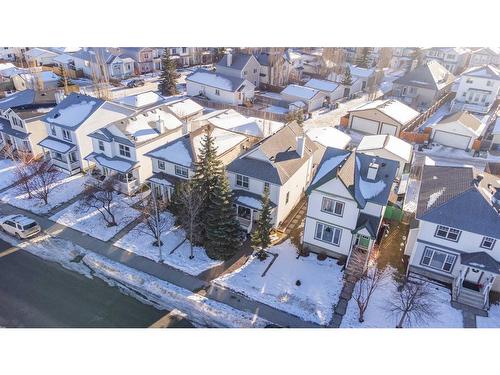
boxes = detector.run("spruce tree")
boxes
[251,186,273,260]
[205,171,242,260]
[159,48,180,96]
[355,47,371,68]
[341,66,353,86]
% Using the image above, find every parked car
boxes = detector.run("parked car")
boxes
[127,79,145,88]
[0,215,41,239]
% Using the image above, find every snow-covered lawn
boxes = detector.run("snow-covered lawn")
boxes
[418,102,451,131]
[114,211,222,276]
[341,268,463,328]
[50,192,141,241]
[1,174,89,214]
[477,303,500,328]
[214,240,344,325]
[265,105,288,114]
[0,158,18,191]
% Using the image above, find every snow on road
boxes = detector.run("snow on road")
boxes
[0,158,18,191]
[214,240,344,325]
[114,211,222,276]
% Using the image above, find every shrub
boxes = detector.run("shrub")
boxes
[295,280,301,286]
[317,252,327,261]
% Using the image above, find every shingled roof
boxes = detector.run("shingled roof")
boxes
[394,60,455,91]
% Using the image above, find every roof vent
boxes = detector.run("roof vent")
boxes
[367,160,379,181]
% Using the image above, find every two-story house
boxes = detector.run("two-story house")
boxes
[468,47,500,69]
[216,52,261,87]
[85,102,184,195]
[146,124,261,202]
[405,166,500,311]
[226,122,317,232]
[423,47,471,75]
[451,65,500,114]
[302,148,398,268]
[119,47,156,74]
[38,93,135,175]
[0,89,57,157]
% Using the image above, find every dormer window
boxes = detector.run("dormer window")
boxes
[481,237,496,250]
[98,140,105,152]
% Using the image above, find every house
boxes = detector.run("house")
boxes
[492,118,500,151]
[186,69,255,105]
[304,78,346,102]
[349,64,376,91]
[23,48,59,67]
[306,127,352,151]
[256,51,292,87]
[226,122,317,232]
[85,99,184,195]
[146,124,260,202]
[430,111,486,150]
[347,99,420,136]
[164,97,204,123]
[12,71,60,91]
[392,60,455,109]
[405,165,500,311]
[0,89,57,157]
[38,93,135,175]
[302,148,398,263]
[216,52,261,87]
[115,91,166,110]
[106,54,136,79]
[423,47,471,75]
[451,65,500,114]
[0,63,27,79]
[468,48,500,68]
[280,84,326,112]
[356,134,413,179]
[119,47,156,74]
[390,47,419,71]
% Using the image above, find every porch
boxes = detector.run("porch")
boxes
[233,190,277,234]
[39,136,80,175]
[147,172,182,202]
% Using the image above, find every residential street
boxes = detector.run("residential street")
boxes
[0,238,193,328]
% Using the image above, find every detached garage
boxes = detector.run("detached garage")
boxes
[430,111,486,151]
[348,99,419,137]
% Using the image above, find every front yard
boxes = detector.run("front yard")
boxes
[0,158,18,191]
[114,211,222,276]
[214,240,344,325]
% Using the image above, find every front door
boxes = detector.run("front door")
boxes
[355,235,370,249]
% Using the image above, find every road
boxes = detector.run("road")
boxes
[0,239,192,328]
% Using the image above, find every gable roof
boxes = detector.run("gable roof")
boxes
[436,110,485,136]
[462,65,500,80]
[281,84,321,101]
[146,134,194,168]
[349,99,419,125]
[461,252,500,275]
[394,60,455,91]
[306,127,351,149]
[357,134,413,163]
[186,69,249,92]
[304,78,340,93]
[416,166,500,238]
[216,53,256,71]
[116,91,165,109]
[349,64,375,78]
[227,122,316,185]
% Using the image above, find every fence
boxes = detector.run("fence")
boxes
[254,93,290,109]
[191,97,288,122]
[399,131,430,144]
[403,92,454,132]
[384,205,404,222]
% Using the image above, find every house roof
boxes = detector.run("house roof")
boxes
[233,189,277,210]
[281,84,321,101]
[164,97,204,118]
[350,99,419,125]
[462,65,500,80]
[227,122,317,185]
[116,91,165,109]
[307,148,398,208]
[0,117,30,139]
[349,64,375,78]
[460,252,500,275]
[304,78,340,93]
[416,166,500,238]
[38,136,76,153]
[306,127,351,149]
[71,48,114,64]
[0,89,56,111]
[216,53,256,71]
[354,213,380,239]
[436,110,485,136]
[394,60,455,91]
[146,135,194,168]
[186,69,249,92]
[86,152,138,174]
[357,134,413,163]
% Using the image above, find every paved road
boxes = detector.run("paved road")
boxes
[0,239,192,328]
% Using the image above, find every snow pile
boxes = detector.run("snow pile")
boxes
[214,240,344,325]
[307,127,352,149]
[312,153,349,184]
[148,138,193,167]
[427,188,446,209]
[0,158,18,191]
[114,211,222,276]
[84,253,268,328]
[477,303,500,328]
[50,193,141,241]
[47,100,97,128]
[1,174,89,214]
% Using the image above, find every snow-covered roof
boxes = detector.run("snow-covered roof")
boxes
[281,84,321,100]
[357,134,413,163]
[53,54,75,64]
[165,97,203,118]
[147,135,193,167]
[39,137,76,153]
[306,127,351,149]
[435,111,486,137]
[116,91,165,109]
[0,63,27,78]
[462,65,500,80]
[90,153,137,173]
[24,48,57,59]
[186,69,248,92]
[193,127,247,156]
[304,78,340,93]
[349,64,375,78]
[350,99,419,125]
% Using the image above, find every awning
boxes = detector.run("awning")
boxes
[147,172,183,187]
[233,190,276,211]
[86,152,138,174]
[353,213,380,239]
[461,252,500,275]
[39,136,75,153]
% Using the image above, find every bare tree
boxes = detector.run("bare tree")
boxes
[386,279,436,328]
[376,47,393,70]
[133,193,170,262]
[353,264,391,323]
[175,181,205,259]
[12,151,37,199]
[26,159,61,205]
[79,176,119,227]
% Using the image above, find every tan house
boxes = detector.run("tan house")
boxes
[430,111,486,150]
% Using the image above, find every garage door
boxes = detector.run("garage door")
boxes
[433,130,471,150]
[351,116,379,134]
[380,123,398,136]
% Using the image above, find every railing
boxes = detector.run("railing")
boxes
[452,100,491,114]
[236,216,251,229]
[453,269,464,299]
[483,276,494,309]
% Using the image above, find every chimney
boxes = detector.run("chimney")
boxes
[227,52,232,67]
[156,116,165,134]
[296,136,305,158]
[367,159,379,181]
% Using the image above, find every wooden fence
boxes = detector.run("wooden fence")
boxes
[191,97,288,122]
[403,92,454,132]
[399,131,430,144]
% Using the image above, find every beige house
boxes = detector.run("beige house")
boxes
[430,111,486,150]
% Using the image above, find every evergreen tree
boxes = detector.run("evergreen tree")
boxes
[355,47,371,68]
[205,171,242,260]
[341,65,353,86]
[159,48,180,96]
[251,186,273,260]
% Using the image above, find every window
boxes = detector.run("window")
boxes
[466,78,473,84]
[98,140,105,152]
[481,237,496,250]
[243,70,247,76]
[175,165,188,178]
[435,225,461,242]
[158,160,165,170]
[237,206,251,220]
[119,144,131,158]
[236,174,249,189]
[54,152,63,161]
[486,80,493,87]
[22,140,30,151]
[285,191,290,204]
[321,197,344,216]
[421,247,456,272]
[263,182,270,192]
[182,47,187,53]
[62,129,71,141]
[215,89,220,96]
[69,152,77,163]
[314,222,342,246]
[50,125,56,136]
[253,68,258,73]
